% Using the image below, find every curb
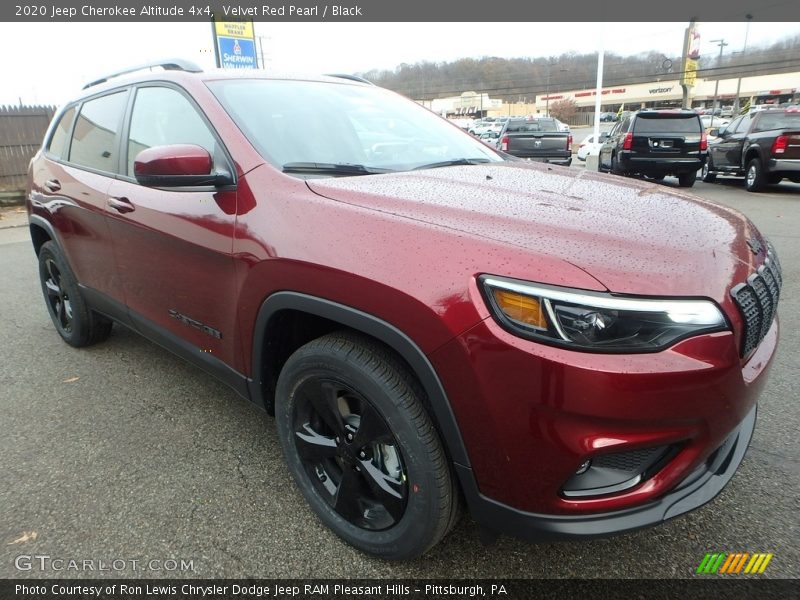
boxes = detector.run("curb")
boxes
[0,191,25,207]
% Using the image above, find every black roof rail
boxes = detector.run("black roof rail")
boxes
[325,73,374,85]
[83,59,203,90]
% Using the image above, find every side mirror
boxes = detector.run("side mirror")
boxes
[708,128,719,137]
[600,133,610,141]
[133,144,232,187]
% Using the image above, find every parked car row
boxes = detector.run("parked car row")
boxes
[700,115,730,132]
[468,116,509,136]
[576,132,608,161]
[589,107,799,192]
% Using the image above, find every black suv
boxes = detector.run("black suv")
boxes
[599,109,707,187]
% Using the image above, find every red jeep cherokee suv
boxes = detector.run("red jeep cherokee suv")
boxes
[27,61,780,560]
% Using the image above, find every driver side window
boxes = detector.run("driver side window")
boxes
[734,114,752,134]
[722,117,741,136]
[127,86,217,177]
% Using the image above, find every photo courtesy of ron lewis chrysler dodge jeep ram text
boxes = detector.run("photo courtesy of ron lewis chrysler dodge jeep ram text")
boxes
[27,60,780,560]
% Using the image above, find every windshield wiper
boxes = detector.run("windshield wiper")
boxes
[282,162,392,176]
[413,158,492,170]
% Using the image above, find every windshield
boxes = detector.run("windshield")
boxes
[207,79,503,174]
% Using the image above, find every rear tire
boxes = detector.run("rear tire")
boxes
[275,332,459,560]
[745,158,766,192]
[38,241,112,347]
[678,170,697,188]
[610,153,623,176]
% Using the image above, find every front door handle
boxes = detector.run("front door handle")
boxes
[44,179,61,192]
[107,196,135,213]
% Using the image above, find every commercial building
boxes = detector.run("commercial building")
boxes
[420,71,800,120]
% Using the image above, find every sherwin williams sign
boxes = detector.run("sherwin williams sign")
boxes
[213,20,258,70]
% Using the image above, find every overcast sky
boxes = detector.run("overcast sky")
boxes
[0,21,798,106]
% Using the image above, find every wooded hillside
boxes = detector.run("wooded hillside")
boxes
[361,34,800,101]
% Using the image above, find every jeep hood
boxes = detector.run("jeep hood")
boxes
[306,162,764,299]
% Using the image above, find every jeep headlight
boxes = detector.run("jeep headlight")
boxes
[481,275,728,352]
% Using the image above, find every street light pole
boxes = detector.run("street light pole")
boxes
[733,14,753,114]
[709,39,728,127]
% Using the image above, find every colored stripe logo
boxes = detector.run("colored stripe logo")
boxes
[696,552,773,574]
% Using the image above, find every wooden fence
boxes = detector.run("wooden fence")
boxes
[0,105,56,192]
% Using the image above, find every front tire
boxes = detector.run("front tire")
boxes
[701,159,717,183]
[745,158,766,192]
[38,241,112,347]
[275,332,459,560]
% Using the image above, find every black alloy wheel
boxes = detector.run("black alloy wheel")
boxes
[292,377,408,531]
[42,257,73,335]
[37,241,112,347]
[275,332,459,559]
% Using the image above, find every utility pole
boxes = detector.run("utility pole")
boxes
[709,39,728,127]
[733,14,753,114]
[545,60,568,118]
[545,59,553,116]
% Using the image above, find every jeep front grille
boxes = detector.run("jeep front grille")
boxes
[731,242,782,357]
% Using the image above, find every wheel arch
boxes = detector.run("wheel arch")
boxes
[28,214,58,256]
[249,291,472,469]
[743,145,763,168]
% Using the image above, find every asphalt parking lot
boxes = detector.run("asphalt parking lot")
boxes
[1,174,798,580]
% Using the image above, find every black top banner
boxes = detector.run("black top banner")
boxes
[2,0,799,22]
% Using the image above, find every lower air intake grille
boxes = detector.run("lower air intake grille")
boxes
[731,242,782,357]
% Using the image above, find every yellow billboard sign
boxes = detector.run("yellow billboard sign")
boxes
[683,58,698,87]
[681,23,700,88]
[215,21,254,39]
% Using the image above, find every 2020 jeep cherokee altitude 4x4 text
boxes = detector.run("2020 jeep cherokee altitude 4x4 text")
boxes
[27,61,780,560]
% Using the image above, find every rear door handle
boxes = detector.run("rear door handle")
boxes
[44,179,61,192]
[107,196,135,213]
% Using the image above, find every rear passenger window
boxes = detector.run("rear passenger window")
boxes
[127,87,216,176]
[47,107,76,159]
[69,92,127,173]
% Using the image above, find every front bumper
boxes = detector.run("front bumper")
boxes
[456,406,756,540]
[431,306,777,539]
